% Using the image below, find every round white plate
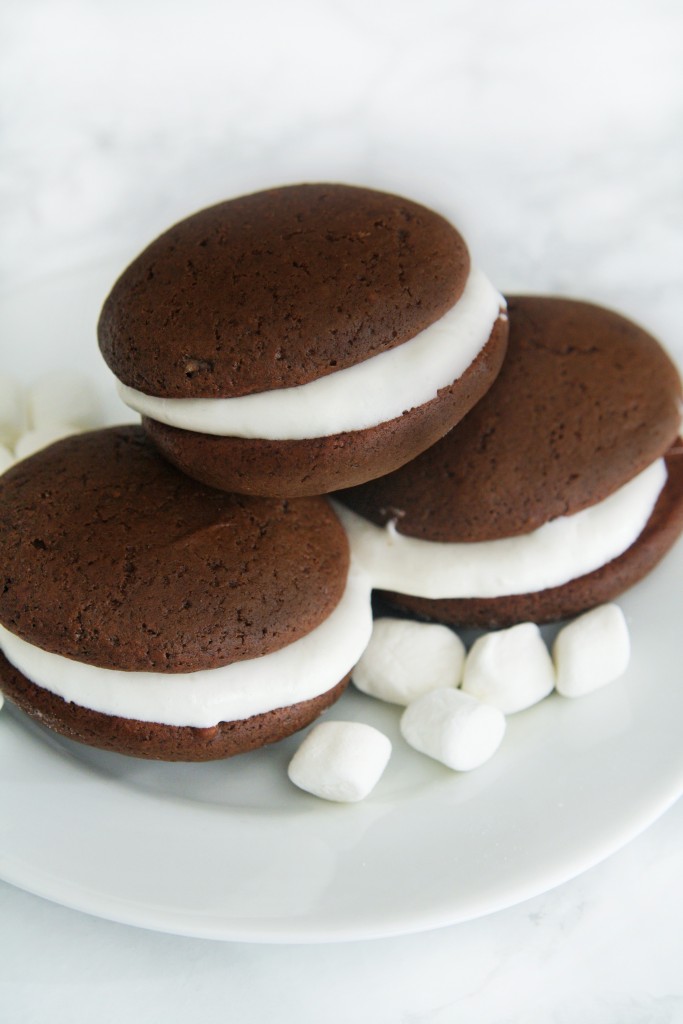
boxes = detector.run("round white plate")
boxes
[0,265,681,943]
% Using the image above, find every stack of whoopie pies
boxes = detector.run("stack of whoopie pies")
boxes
[0,183,681,761]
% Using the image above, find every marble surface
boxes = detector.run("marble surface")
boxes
[1,1,682,1021]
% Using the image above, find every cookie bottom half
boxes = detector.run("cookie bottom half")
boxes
[0,657,350,761]
[142,318,508,497]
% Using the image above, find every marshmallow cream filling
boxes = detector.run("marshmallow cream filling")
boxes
[0,563,373,729]
[116,268,504,440]
[333,459,667,599]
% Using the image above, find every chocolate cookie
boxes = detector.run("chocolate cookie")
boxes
[336,296,683,627]
[0,426,372,760]
[98,184,508,496]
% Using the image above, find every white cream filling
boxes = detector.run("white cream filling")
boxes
[0,562,374,729]
[116,268,504,440]
[333,459,667,599]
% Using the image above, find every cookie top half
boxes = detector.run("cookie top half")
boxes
[338,296,682,542]
[0,426,349,671]
[98,183,469,399]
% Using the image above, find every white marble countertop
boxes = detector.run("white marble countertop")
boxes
[1,1,682,1020]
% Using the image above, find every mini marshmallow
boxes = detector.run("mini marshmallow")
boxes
[288,721,392,802]
[462,622,555,714]
[0,443,14,475]
[553,604,630,698]
[352,617,465,706]
[0,374,25,447]
[28,371,102,431]
[400,687,506,771]
[14,424,79,461]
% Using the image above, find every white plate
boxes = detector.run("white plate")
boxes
[0,265,682,943]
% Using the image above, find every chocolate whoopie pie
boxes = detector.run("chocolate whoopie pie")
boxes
[335,296,683,628]
[98,184,508,497]
[0,427,372,760]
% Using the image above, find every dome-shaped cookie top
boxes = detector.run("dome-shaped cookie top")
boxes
[0,426,349,671]
[338,296,682,542]
[98,183,470,399]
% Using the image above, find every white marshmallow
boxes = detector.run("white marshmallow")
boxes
[553,604,630,698]
[14,424,79,461]
[0,374,26,447]
[0,443,14,475]
[287,721,392,803]
[28,371,103,431]
[400,687,506,771]
[462,622,555,713]
[352,617,465,706]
